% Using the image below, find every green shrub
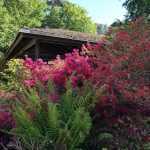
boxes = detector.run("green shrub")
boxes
[12,81,97,150]
[0,59,24,90]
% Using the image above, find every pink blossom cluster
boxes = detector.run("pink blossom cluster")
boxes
[23,50,93,88]
[23,58,52,86]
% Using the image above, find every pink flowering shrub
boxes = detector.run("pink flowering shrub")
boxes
[23,50,92,88]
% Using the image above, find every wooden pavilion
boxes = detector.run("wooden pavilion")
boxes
[7,28,101,61]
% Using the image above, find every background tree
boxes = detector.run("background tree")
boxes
[123,0,150,20]
[0,1,14,52]
[43,1,96,34]
[47,0,64,6]
[0,0,47,52]
[96,23,108,34]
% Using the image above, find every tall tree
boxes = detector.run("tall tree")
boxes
[43,1,96,34]
[0,0,47,51]
[123,0,150,20]
[96,24,108,34]
[47,0,64,6]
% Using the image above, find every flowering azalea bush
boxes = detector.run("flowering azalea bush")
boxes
[23,50,92,88]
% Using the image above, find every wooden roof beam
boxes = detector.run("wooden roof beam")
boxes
[14,39,36,58]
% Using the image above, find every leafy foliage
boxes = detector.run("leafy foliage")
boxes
[43,1,96,33]
[12,81,96,150]
[81,18,150,149]
[0,0,47,51]
[96,24,108,34]
[123,0,150,20]
[0,59,24,90]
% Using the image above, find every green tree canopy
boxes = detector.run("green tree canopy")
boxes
[47,0,64,6]
[123,0,150,20]
[0,0,47,51]
[96,24,107,34]
[43,2,96,34]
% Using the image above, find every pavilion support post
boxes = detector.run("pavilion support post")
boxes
[35,39,40,59]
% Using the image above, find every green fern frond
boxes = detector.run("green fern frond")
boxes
[68,108,91,150]
[47,102,60,140]
[73,82,97,110]
[14,106,42,141]
[98,133,114,141]
[60,84,75,122]
[23,87,41,109]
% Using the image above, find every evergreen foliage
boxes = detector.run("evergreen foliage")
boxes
[0,0,46,52]
[12,81,96,150]
[43,1,96,34]
[123,0,150,20]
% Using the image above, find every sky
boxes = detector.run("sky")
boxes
[71,0,127,25]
